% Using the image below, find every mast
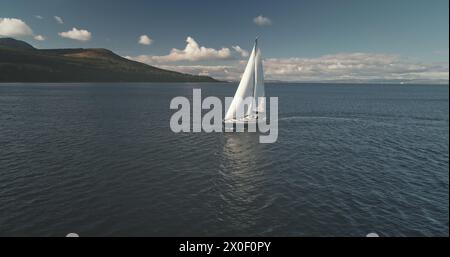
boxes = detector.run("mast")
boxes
[253,37,259,112]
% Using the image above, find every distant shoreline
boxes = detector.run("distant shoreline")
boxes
[0,38,218,83]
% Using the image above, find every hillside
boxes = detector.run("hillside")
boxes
[0,38,217,83]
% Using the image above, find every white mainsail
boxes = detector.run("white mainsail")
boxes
[225,38,265,122]
[253,47,265,114]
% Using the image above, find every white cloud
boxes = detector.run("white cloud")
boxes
[138,35,153,45]
[0,18,33,37]
[34,35,45,41]
[34,15,43,19]
[54,16,64,24]
[128,52,448,83]
[59,27,92,41]
[129,36,231,62]
[253,15,272,26]
[232,45,249,57]
[125,37,447,83]
[263,53,449,82]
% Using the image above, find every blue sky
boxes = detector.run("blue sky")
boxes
[1,0,448,82]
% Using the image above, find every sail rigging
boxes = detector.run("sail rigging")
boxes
[225,38,265,122]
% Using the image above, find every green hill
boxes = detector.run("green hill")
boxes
[0,38,217,83]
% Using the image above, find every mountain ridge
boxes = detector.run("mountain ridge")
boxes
[0,38,218,83]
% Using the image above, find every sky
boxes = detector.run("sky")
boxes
[0,0,448,83]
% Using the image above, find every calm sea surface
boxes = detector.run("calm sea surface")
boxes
[0,83,448,236]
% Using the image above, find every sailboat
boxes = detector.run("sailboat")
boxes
[224,38,265,127]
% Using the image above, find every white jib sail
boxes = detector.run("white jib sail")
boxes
[224,45,256,120]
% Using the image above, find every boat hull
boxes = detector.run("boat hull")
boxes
[223,117,265,132]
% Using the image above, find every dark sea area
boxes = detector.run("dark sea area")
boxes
[0,83,448,236]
